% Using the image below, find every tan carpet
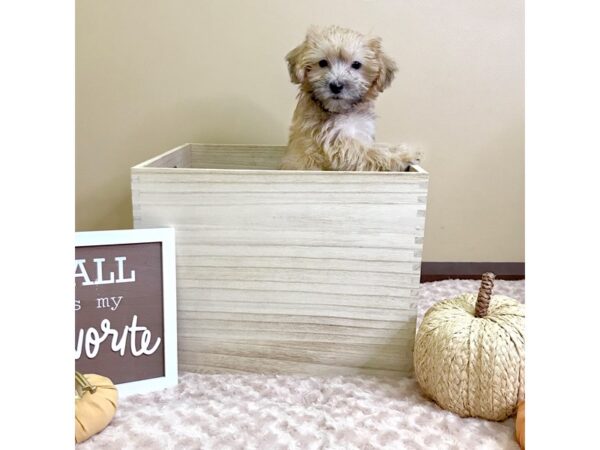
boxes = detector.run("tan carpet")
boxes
[78,279,525,450]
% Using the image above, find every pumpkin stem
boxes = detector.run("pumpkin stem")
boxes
[75,372,98,395]
[475,272,495,318]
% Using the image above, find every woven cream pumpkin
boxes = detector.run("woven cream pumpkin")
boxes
[414,273,524,421]
[75,372,118,443]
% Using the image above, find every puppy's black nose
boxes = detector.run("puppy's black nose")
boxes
[329,82,344,94]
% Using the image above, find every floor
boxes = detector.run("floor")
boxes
[78,279,525,450]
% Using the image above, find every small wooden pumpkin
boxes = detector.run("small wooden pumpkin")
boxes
[414,273,524,421]
[515,400,525,449]
[75,372,118,443]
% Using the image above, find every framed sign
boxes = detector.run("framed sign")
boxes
[75,228,177,397]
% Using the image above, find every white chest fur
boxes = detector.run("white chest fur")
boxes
[328,110,376,145]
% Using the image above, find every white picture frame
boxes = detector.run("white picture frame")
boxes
[75,228,178,397]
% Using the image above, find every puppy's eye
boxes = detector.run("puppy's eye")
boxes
[351,61,362,70]
[318,59,328,68]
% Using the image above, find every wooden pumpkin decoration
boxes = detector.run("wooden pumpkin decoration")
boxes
[515,400,525,449]
[75,372,118,443]
[414,273,524,421]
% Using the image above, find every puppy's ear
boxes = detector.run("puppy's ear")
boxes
[286,41,307,84]
[369,37,398,92]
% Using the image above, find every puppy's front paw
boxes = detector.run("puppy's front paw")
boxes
[410,149,423,165]
[388,144,422,170]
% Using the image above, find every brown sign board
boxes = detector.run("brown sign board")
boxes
[75,229,177,396]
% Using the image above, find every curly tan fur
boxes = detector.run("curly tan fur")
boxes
[280,26,419,171]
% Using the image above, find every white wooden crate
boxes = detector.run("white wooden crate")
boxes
[131,143,428,376]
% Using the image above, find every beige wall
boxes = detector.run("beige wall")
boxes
[76,0,524,262]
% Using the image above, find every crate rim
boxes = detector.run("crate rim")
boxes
[132,142,428,175]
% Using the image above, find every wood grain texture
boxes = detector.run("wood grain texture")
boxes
[132,144,428,376]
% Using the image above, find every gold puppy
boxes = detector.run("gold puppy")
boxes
[280,25,419,171]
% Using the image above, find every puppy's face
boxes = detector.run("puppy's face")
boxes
[286,26,397,113]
